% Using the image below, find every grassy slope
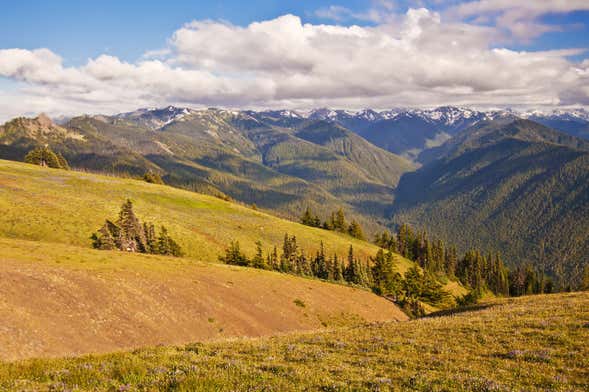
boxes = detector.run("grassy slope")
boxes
[0,237,407,361]
[1,292,587,391]
[0,159,395,263]
[0,160,467,295]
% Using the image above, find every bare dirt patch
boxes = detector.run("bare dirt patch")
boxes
[0,239,407,360]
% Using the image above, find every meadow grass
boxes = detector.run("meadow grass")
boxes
[1,292,587,391]
[0,159,397,265]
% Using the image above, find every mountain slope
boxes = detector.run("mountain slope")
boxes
[2,292,587,389]
[522,109,589,140]
[0,159,390,261]
[0,109,417,233]
[392,119,589,285]
[0,237,407,360]
[293,120,414,186]
[66,113,351,226]
[0,115,158,175]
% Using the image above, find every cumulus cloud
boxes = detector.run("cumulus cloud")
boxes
[0,7,588,120]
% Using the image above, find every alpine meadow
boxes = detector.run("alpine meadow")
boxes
[0,1,588,391]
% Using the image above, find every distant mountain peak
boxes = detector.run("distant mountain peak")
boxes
[0,113,85,142]
[114,106,195,130]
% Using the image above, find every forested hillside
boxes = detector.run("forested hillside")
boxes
[392,119,589,287]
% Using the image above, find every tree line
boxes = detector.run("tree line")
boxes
[375,224,554,299]
[300,207,365,240]
[219,234,451,316]
[91,199,183,257]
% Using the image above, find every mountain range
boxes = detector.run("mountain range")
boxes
[1,105,588,286]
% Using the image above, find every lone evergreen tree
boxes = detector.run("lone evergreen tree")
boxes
[24,146,69,169]
[251,240,267,269]
[143,171,165,184]
[333,208,346,232]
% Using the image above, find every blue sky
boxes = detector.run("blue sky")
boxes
[0,0,366,64]
[2,1,587,65]
[0,1,588,119]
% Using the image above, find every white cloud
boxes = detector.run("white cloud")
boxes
[315,0,398,23]
[447,0,589,42]
[0,8,588,121]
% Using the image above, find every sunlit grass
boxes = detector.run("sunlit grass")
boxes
[1,292,587,391]
[0,159,389,263]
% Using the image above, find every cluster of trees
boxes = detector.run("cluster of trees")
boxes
[143,171,165,184]
[24,146,69,170]
[375,224,459,274]
[219,234,450,314]
[91,199,183,257]
[371,250,450,308]
[220,235,371,286]
[300,207,365,240]
[375,224,553,298]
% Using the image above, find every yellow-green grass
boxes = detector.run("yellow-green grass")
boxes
[0,160,467,300]
[1,292,587,391]
[0,159,403,265]
[0,237,408,361]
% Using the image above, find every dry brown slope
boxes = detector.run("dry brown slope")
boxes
[0,238,407,361]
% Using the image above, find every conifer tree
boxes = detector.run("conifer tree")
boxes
[117,199,146,252]
[143,222,156,253]
[143,171,164,184]
[444,246,458,277]
[269,246,279,271]
[348,220,365,240]
[219,240,248,266]
[91,200,182,257]
[24,146,68,169]
[334,255,344,281]
[298,249,311,276]
[312,241,329,279]
[375,230,392,249]
[251,240,267,269]
[156,226,184,257]
[55,152,70,170]
[327,255,336,281]
[300,207,321,227]
[344,245,358,283]
[371,249,400,295]
[91,222,117,250]
[333,208,348,233]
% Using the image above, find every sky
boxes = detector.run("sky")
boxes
[0,0,588,120]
